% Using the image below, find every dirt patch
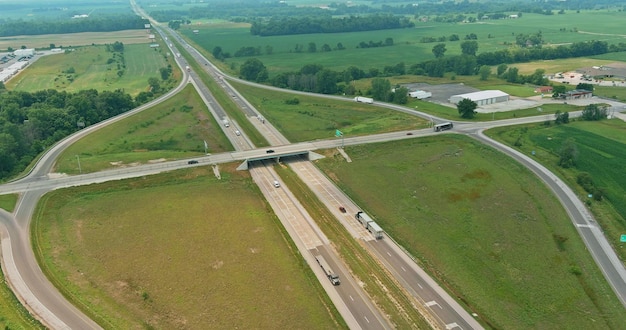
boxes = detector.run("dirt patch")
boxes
[148,158,167,163]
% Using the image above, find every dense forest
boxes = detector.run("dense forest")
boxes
[0,87,137,179]
[0,16,147,37]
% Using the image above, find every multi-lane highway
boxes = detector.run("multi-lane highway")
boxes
[1,1,625,329]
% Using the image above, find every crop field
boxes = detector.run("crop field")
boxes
[32,164,342,329]
[7,42,170,96]
[230,81,428,141]
[55,84,232,174]
[0,30,152,51]
[486,119,626,262]
[314,135,626,329]
[183,11,626,76]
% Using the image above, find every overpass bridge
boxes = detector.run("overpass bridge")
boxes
[236,150,325,170]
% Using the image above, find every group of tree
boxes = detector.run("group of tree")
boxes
[0,16,147,37]
[0,88,137,180]
[249,14,414,36]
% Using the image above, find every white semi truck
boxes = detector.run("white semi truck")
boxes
[354,96,374,104]
[315,255,340,285]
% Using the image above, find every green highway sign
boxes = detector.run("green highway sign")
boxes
[621,234,626,243]
[335,129,343,137]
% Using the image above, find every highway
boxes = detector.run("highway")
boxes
[0,1,625,329]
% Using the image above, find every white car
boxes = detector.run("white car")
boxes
[273,180,280,188]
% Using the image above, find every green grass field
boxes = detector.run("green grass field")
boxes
[182,11,626,77]
[486,119,626,262]
[7,43,170,96]
[0,194,18,212]
[314,135,626,329]
[55,84,232,174]
[231,81,428,141]
[32,164,343,329]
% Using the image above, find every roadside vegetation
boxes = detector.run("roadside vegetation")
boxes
[0,194,18,212]
[486,118,626,263]
[0,269,45,330]
[314,135,626,329]
[55,84,232,174]
[31,164,344,329]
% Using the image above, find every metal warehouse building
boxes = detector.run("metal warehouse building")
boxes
[449,90,509,105]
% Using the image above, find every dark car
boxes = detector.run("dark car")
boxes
[339,206,346,213]
[266,149,275,154]
[187,160,199,164]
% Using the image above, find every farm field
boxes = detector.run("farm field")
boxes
[183,11,626,77]
[314,135,626,329]
[0,30,153,51]
[55,84,232,174]
[486,119,626,262]
[32,164,342,329]
[230,81,428,141]
[7,42,171,96]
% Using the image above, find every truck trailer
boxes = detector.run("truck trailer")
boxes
[354,96,374,104]
[355,211,384,239]
[314,255,340,285]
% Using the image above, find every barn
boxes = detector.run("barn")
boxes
[449,90,509,105]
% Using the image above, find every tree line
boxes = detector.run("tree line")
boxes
[0,16,147,37]
[249,14,414,36]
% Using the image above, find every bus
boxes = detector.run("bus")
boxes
[434,122,453,132]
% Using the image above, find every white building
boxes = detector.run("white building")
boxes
[449,90,509,105]
[409,90,432,99]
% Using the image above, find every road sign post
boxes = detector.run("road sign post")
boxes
[335,130,344,148]
[620,234,626,243]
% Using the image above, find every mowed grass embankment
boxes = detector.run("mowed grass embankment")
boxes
[486,119,626,262]
[8,43,169,96]
[55,84,232,174]
[314,135,626,329]
[231,81,428,141]
[32,164,344,329]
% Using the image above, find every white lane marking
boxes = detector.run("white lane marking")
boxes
[418,283,423,289]
[425,300,442,309]
[401,266,406,272]
[387,252,392,257]
[363,316,370,323]
[349,295,354,301]
[446,322,461,329]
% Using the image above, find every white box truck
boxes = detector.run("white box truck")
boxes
[354,96,373,104]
